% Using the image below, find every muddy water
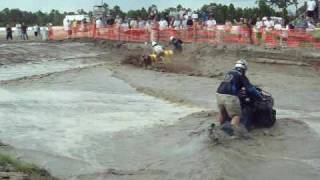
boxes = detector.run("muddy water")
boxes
[0,42,320,180]
[0,61,199,178]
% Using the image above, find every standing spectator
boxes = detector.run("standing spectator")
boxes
[15,23,22,39]
[115,15,122,27]
[255,17,263,45]
[179,8,186,20]
[121,17,130,30]
[246,18,255,44]
[196,20,204,30]
[63,19,72,38]
[255,17,263,30]
[80,18,88,32]
[274,20,283,30]
[186,16,194,27]
[206,16,217,30]
[173,17,181,29]
[21,23,28,40]
[34,24,39,37]
[159,18,168,30]
[225,20,233,32]
[307,0,317,21]
[72,20,78,35]
[96,18,103,28]
[106,15,115,26]
[95,18,103,37]
[129,18,138,29]
[138,17,146,29]
[47,23,53,40]
[265,17,274,31]
[6,24,13,40]
[181,16,188,29]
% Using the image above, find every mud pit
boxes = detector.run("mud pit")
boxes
[0,42,320,180]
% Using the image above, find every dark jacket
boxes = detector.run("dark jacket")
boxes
[187,19,193,26]
[171,38,183,52]
[21,25,28,33]
[217,69,262,100]
[6,27,12,33]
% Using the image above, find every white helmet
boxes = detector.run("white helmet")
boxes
[151,41,157,47]
[170,36,175,41]
[235,59,248,71]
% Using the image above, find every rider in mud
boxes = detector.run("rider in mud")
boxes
[151,41,165,61]
[216,59,262,135]
[169,36,183,53]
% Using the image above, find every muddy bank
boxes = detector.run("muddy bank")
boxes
[0,144,57,180]
[105,40,320,76]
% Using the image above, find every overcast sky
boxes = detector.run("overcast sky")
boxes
[0,0,257,12]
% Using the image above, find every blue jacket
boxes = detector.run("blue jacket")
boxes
[171,38,183,52]
[217,69,262,100]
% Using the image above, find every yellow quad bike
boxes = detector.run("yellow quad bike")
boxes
[149,50,174,63]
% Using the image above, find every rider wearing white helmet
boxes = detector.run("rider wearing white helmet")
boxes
[151,41,164,56]
[234,59,248,74]
[216,59,262,135]
[169,36,183,53]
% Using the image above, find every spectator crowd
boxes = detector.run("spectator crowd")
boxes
[5,23,45,41]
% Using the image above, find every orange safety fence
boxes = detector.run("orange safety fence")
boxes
[49,24,320,49]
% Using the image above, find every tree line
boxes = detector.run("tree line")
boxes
[0,0,300,27]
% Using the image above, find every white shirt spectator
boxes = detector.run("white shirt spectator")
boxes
[179,10,186,19]
[63,20,71,31]
[138,20,146,29]
[265,19,274,30]
[182,19,188,29]
[115,18,122,26]
[307,0,317,11]
[173,19,181,29]
[130,20,138,29]
[153,44,164,55]
[33,25,39,32]
[256,21,263,29]
[159,19,168,30]
[121,22,129,29]
[96,19,103,28]
[274,23,282,30]
[206,19,217,28]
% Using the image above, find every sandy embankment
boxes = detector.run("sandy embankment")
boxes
[0,41,320,180]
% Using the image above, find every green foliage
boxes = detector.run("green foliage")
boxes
[199,2,276,23]
[262,0,298,22]
[127,8,148,19]
[0,154,52,177]
[0,8,67,26]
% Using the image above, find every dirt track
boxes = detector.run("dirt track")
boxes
[0,41,320,180]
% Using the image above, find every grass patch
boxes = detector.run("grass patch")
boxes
[311,30,320,41]
[0,153,56,179]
